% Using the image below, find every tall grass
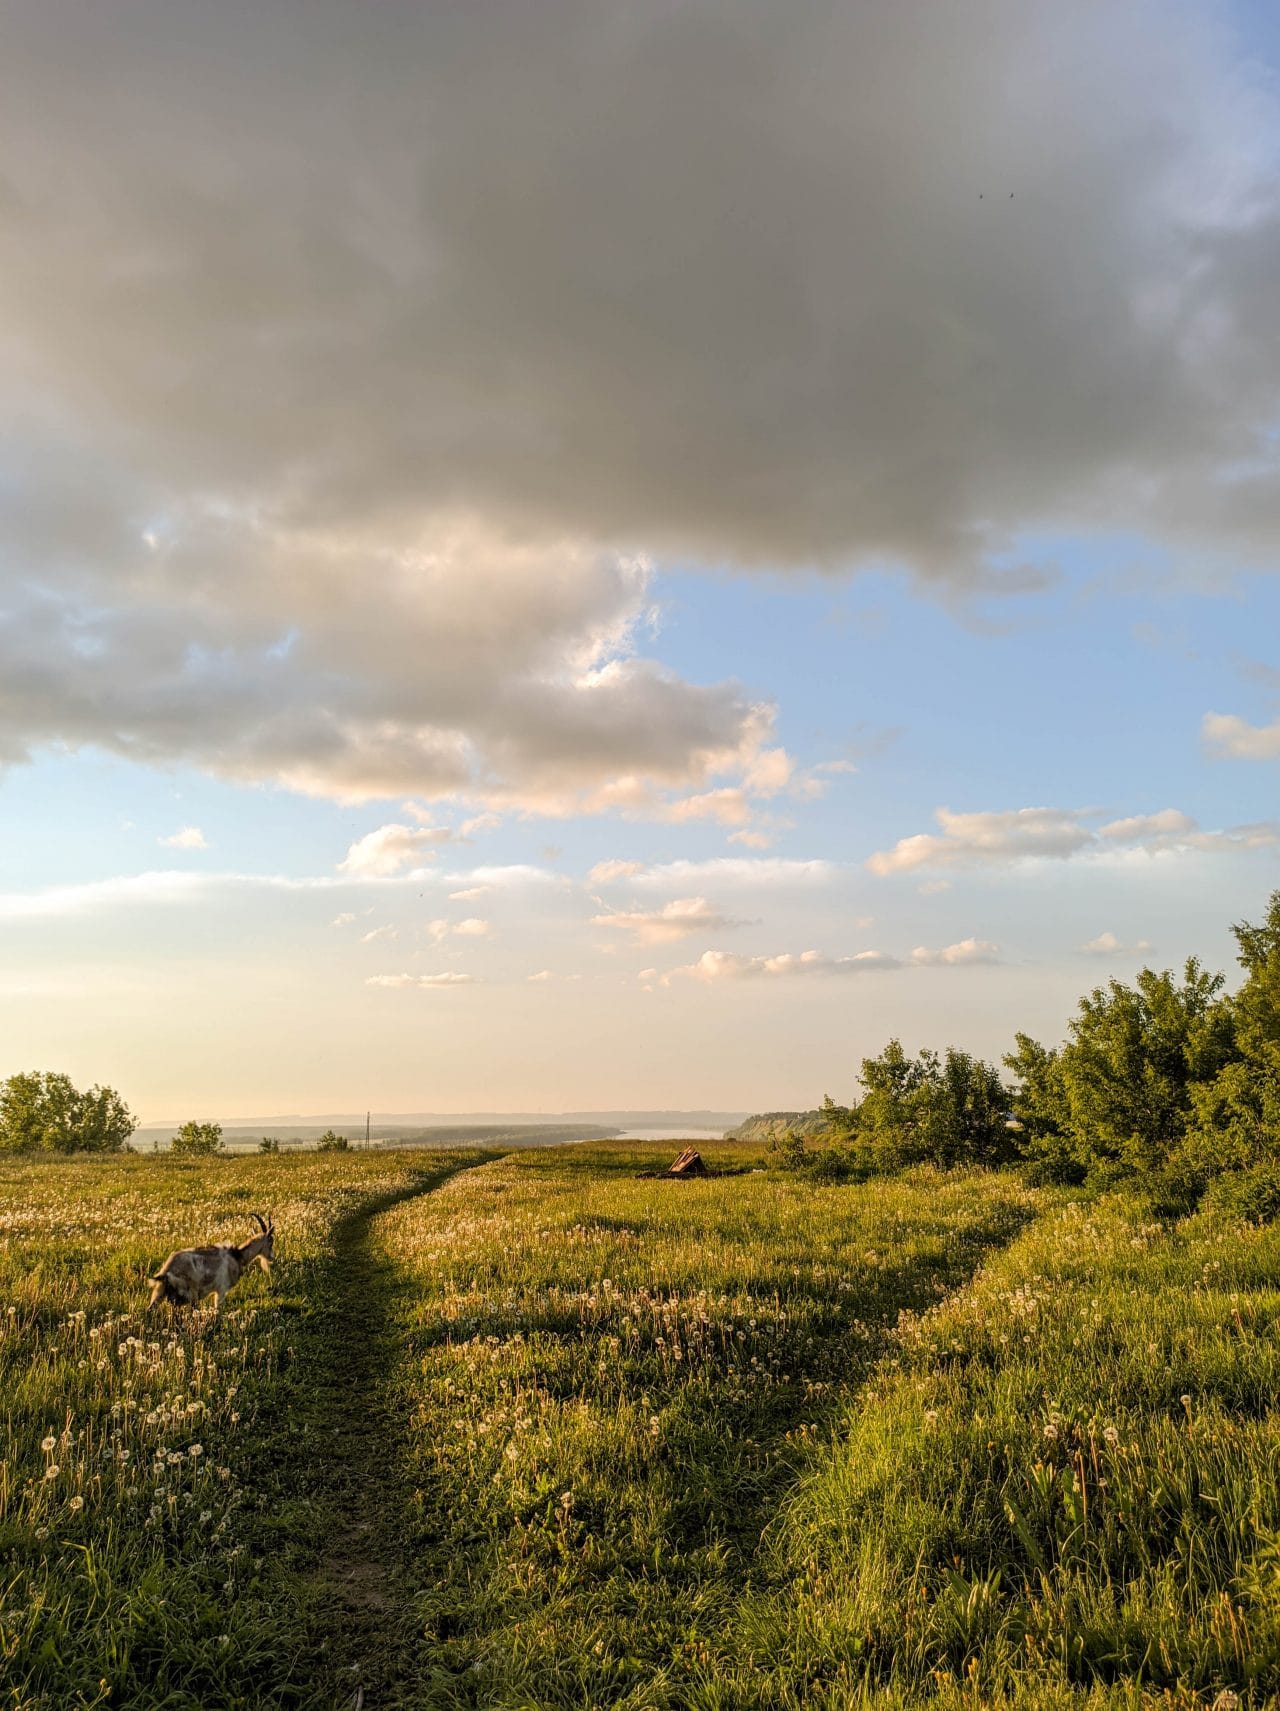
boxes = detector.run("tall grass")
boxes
[5,1143,1277,1709]
[735,1193,1280,1707]
[372,1140,1038,1707]
[0,1150,472,1710]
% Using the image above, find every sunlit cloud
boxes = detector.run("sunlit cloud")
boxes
[1079,931,1153,956]
[1203,712,1280,760]
[158,826,208,851]
[339,823,456,877]
[591,896,750,945]
[869,806,1280,874]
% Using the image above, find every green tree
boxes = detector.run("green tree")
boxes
[0,1071,135,1153]
[258,1135,280,1153]
[1055,959,1237,1175]
[829,1039,1013,1171]
[1003,1033,1077,1180]
[315,1129,349,1151]
[1186,892,1280,1172]
[170,1120,224,1157]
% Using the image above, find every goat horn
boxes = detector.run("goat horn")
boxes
[250,1212,268,1234]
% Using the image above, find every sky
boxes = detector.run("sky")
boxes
[1,0,1278,1120]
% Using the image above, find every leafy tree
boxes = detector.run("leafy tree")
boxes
[170,1120,224,1157]
[1003,1033,1078,1181]
[0,1071,135,1153]
[258,1135,280,1153]
[1186,892,1280,1172]
[1055,960,1237,1174]
[827,1039,1013,1171]
[315,1129,349,1152]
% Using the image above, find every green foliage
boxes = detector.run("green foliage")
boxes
[315,1129,349,1151]
[0,1070,135,1153]
[258,1135,280,1152]
[1003,1033,1080,1182]
[1204,1159,1280,1224]
[1185,891,1280,1173]
[169,1118,224,1156]
[825,1039,1015,1173]
[1054,958,1236,1174]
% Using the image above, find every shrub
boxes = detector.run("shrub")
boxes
[170,1120,224,1157]
[315,1130,349,1152]
[1204,1162,1280,1225]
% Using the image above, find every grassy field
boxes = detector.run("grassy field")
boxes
[2,1141,1278,1708]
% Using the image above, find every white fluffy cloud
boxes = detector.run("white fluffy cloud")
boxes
[339,824,457,877]
[589,859,648,885]
[1203,712,1280,759]
[909,939,1000,966]
[426,917,493,943]
[157,826,208,851]
[1079,931,1154,956]
[869,805,1280,873]
[591,897,749,945]
[3,2,1280,806]
[665,937,1001,982]
[667,949,902,983]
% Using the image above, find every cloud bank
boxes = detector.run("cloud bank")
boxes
[868,806,1280,874]
[2,1,1280,805]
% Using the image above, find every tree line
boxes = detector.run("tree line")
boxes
[0,1081,354,1157]
[799,890,1280,1216]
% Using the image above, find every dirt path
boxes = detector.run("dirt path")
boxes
[288,1157,499,1710]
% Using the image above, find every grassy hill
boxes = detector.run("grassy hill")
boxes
[3,1142,1278,1707]
[727,1108,834,1145]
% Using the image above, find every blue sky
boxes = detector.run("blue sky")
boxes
[1,1,1278,1118]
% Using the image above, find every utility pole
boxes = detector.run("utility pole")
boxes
[365,1109,371,1149]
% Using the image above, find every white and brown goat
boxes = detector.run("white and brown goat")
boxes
[148,1212,275,1312]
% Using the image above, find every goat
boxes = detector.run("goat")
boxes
[148,1212,275,1313]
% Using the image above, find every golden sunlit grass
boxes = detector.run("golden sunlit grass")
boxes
[3,1142,1279,1709]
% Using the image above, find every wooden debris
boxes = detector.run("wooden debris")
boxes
[665,1147,708,1178]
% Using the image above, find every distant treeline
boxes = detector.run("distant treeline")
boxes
[0,1088,624,1157]
[759,889,1280,1219]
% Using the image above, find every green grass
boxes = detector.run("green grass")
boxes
[3,1141,1279,1708]
[0,1148,487,1710]
[372,1141,1038,1706]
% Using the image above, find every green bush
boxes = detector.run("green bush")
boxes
[1204,1161,1280,1225]
[1138,1154,1209,1219]
[170,1119,223,1157]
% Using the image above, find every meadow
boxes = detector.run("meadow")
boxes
[2,1141,1277,1709]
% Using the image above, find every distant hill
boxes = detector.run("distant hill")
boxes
[130,1122,623,1153]
[135,1108,748,1132]
[725,1111,834,1145]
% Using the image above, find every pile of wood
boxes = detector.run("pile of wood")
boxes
[665,1147,708,1178]
[636,1146,714,1180]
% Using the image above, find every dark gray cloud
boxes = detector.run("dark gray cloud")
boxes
[1,1,1278,797]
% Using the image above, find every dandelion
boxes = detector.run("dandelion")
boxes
[41,1434,56,1452]
[44,1464,60,1480]
[189,1443,203,1458]
[1103,1425,1120,1445]
[68,1495,84,1512]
